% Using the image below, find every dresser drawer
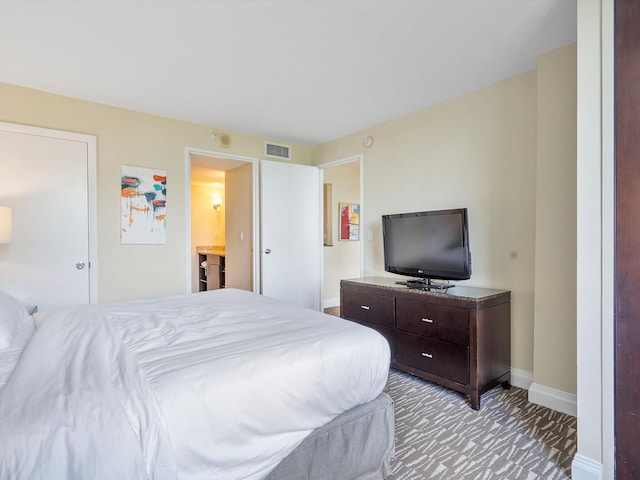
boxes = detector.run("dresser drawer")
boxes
[342,290,394,328]
[396,298,469,345]
[395,331,469,385]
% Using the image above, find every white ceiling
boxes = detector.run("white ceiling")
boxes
[0,0,576,147]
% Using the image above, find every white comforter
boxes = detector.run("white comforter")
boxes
[0,289,390,480]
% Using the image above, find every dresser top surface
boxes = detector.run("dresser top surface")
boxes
[341,276,510,301]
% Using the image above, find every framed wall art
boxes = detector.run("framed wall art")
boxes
[121,165,167,244]
[339,202,360,241]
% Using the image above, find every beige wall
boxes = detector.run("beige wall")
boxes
[323,163,360,305]
[314,45,578,397]
[533,44,577,395]
[314,70,539,375]
[0,82,312,302]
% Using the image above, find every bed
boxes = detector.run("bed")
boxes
[0,288,394,480]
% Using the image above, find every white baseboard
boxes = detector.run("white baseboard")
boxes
[323,297,340,309]
[509,369,576,417]
[528,382,577,417]
[571,454,603,480]
[510,367,533,390]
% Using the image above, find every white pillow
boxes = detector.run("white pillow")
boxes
[0,290,29,348]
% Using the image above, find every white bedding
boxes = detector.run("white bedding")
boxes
[0,315,34,389]
[0,288,390,480]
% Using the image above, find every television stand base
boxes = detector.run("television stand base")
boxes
[395,279,455,290]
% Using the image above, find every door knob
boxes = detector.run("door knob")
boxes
[264,248,271,254]
[76,262,86,270]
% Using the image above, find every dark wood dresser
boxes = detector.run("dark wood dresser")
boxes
[340,277,511,409]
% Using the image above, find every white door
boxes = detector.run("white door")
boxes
[0,123,95,309]
[261,160,321,310]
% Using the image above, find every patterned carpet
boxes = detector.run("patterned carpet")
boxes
[323,306,576,479]
[385,369,576,480]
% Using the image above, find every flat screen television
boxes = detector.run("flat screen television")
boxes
[382,208,471,287]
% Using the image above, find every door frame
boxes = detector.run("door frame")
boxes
[318,154,364,307]
[0,121,98,303]
[573,2,614,478]
[184,147,260,294]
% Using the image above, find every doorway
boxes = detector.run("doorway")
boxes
[186,148,259,294]
[319,155,363,310]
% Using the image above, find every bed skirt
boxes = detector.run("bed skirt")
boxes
[266,392,395,480]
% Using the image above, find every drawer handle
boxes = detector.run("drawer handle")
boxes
[360,305,370,310]
[421,352,433,359]
[421,318,434,324]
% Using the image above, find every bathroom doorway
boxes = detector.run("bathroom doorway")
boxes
[187,149,258,294]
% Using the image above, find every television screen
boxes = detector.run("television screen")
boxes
[382,208,471,282]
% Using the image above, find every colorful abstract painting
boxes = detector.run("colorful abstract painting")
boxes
[339,202,360,241]
[121,165,167,244]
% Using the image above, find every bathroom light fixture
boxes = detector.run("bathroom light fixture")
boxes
[0,206,12,244]
[213,198,222,211]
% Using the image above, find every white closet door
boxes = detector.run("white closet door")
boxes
[260,160,321,310]
[0,123,94,309]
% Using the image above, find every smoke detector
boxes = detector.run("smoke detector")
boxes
[210,132,231,148]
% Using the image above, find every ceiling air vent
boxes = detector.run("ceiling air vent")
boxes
[265,142,291,160]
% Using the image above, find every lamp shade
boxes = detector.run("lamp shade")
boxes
[0,206,12,244]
